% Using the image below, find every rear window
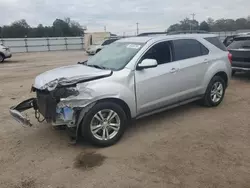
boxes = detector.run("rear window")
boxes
[205,37,227,51]
[228,37,250,49]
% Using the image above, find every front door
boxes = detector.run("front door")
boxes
[135,41,181,115]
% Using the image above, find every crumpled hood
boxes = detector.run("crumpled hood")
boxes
[33,64,112,90]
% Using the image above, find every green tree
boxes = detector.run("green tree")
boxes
[167,18,199,32]
[200,21,210,31]
[167,24,181,32]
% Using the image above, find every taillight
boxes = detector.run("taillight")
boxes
[228,53,232,64]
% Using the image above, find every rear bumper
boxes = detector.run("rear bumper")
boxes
[87,52,95,55]
[231,60,250,72]
[232,67,250,72]
[86,49,96,55]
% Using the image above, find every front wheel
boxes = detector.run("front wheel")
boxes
[81,102,127,147]
[202,76,226,107]
[0,54,4,62]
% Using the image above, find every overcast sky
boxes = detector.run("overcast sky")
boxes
[0,0,249,35]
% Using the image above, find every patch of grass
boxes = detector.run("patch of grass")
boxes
[74,151,106,170]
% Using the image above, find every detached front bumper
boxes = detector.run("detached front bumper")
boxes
[9,98,37,127]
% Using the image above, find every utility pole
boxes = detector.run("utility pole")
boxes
[136,22,139,35]
[191,13,195,21]
[190,13,195,31]
[104,26,106,32]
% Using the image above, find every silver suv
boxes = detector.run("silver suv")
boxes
[10,34,232,147]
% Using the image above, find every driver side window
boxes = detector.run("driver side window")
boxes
[141,41,172,65]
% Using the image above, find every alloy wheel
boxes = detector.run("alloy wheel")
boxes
[210,82,223,103]
[90,109,121,141]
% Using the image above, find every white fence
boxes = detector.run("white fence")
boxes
[0,37,84,53]
[0,31,244,53]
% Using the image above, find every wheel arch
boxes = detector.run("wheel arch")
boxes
[75,97,132,142]
[213,71,228,87]
[90,97,132,120]
[0,52,5,58]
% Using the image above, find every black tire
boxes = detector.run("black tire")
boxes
[0,54,4,63]
[232,70,236,76]
[202,76,226,107]
[81,101,127,147]
[96,49,101,53]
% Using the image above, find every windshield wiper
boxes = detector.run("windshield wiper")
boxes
[77,60,88,65]
[87,64,108,70]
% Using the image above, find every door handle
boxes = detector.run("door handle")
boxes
[203,59,209,64]
[170,68,178,73]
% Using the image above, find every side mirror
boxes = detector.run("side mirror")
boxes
[137,59,158,70]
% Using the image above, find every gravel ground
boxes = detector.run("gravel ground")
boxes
[1,51,250,188]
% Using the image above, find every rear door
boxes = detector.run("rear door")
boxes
[172,39,210,101]
[227,37,250,69]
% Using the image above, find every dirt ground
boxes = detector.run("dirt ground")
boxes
[1,51,250,188]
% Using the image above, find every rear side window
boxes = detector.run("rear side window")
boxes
[205,37,227,51]
[228,37,250,49]
[173,39,209,61]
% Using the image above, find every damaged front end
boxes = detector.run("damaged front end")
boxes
[9,86,79,128]
[9,63,113,142]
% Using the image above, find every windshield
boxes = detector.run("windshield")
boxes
[228,38,250,49]
[86,42,144,70]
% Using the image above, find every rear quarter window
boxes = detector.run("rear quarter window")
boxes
[173,39,209,61]
[204,37,227,51]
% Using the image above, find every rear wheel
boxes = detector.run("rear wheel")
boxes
[0,54,4,62]
[202,76,226,107]
[81,102,127,147]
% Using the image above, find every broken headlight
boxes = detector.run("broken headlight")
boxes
[45,79,59,91]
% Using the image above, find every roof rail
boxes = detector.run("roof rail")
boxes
[167,30,208,35]
[137,30,209,37]
[137,32,168,36]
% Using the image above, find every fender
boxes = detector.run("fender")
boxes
[202,59,230,93]
[58,75,137,118]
